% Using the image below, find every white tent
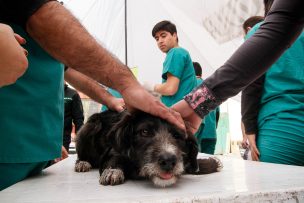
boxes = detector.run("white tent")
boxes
[62,0,264,153]
[63,0,263,84]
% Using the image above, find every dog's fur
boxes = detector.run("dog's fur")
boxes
[75,110,222,187]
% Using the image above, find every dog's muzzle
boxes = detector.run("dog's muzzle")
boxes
[158,153,177,179]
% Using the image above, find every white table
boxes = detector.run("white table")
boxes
[1,154,303,203]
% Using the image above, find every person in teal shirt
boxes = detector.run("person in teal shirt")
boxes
[150,20,197,107]
[0,24,64,191]
[193,62,220,154]
[243,19,304,166]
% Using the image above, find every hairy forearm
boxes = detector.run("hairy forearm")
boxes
[26,1,138,93]
[65,68,118,107]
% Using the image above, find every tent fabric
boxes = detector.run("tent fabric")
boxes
[63,0,263,87]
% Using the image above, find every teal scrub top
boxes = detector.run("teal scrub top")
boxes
[246,23,304,127]
[245,22,304,165]
[161,47,197,107]
[195,78,219,141]
[0,25,64,163]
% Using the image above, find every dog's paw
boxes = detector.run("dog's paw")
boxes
[75,161,92,172]
[211,157,223,172]
[99,168,125,185]
[196,157,223,174]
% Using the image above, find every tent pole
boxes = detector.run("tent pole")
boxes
[124,0,128,66]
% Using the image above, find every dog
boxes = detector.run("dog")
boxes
[75,110,222,187]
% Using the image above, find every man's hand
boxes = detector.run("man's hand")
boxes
[54,146,69,163]
[0,24,28,87]
[171,100,202,135]
[121,84,185,131]
[241,136,249,149]
[247,134,260,161]
[14,33,28,56]
[142,81,155,92]
[107,97,125,112]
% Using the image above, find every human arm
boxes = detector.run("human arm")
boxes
[171,100,202,135]
[22,1,185,129]
[241,78,263,161]
[247,133,260,161]
[174,0,304,122]
[154,73,180,96]
[241,76,264,161]
[240,122,249,149]
[241,122,260,161]
[64,68,125,112]
[241,75,265,134]
[0,23,28,87]
[25,1,135,93]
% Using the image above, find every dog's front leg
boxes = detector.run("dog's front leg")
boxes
[99,154,131,186]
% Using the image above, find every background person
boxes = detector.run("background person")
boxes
[63,81,84,153]
[193,62,219,154]
[242,16,264,36]
[150,20,197,108]
[172,0,304,135]
[240,15,264,160]
[241,0,304,165]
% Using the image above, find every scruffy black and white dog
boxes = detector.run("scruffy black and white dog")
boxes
[75,110,222,187]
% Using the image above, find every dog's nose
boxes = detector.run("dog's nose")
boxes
[158,153,177,171]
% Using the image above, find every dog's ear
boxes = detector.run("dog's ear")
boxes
[77,113,103,141]
[183,131,199,174]
[107,111,133,154]
[76,113,104,157]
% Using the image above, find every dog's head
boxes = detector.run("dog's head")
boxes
[107,110,199,187]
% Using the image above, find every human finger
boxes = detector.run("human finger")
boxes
[23,48,28,56]
[114,99,126,112]
[251,145,260,161]
[14,33,26,44]
[162,107,185,131]
[61,146,69,159]
[241,141,248,149]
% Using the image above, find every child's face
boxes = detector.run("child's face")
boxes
[154,30,177,53]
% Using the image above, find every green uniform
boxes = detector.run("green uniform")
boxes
[161,47,197,107]
[0,25,64,189]
[195,78,219,154]
[247,23,304,165]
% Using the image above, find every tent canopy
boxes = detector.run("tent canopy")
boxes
[63,0,263,98]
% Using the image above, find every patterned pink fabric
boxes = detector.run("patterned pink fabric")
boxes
[184,83,221,118]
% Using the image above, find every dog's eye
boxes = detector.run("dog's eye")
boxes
[140,129,150,137]
[172,133,183,139]
[172,134,179,139]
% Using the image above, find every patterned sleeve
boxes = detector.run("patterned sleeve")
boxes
[184,83,221,118]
